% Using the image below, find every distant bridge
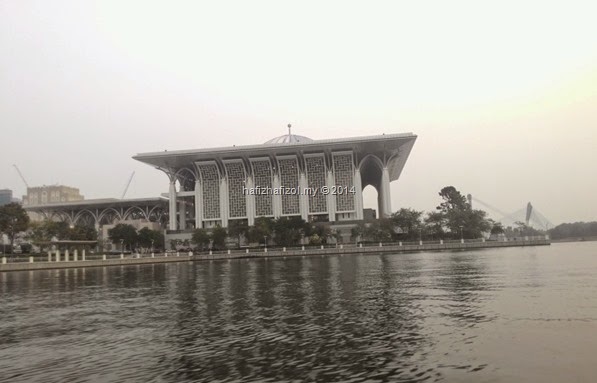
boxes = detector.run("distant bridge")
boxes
[468,195,554,230]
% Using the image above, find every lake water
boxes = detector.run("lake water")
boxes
[1,242,596,382]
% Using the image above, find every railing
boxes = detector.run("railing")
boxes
[0,235,550,266]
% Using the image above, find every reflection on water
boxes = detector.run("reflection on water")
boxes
[1,242,597,382]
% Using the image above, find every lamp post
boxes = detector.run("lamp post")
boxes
[459,226,464,242]
[120,239,124,252]
[150,239,154,254]
[264,235,268,251]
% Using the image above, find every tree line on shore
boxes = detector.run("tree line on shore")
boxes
[2,186,596,253]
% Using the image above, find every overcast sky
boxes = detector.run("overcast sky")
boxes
[1,0,596,225]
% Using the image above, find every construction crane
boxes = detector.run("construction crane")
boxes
[121,171,135,199]
[13,164,30,189]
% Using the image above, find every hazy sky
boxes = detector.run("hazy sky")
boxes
[1,0,596,225]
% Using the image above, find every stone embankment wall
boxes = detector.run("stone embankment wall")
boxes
[0,238,550,272]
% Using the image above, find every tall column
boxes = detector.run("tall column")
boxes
[272,173,282,218]
[326,170,336,222]
[219,177,229,228]
[246,176,255,226]
[169,180,177,230]
[354,168,364,220]
[179,200,187,230]
[380,167,391,217]
[299,172,309,221]
[194,180,203,229]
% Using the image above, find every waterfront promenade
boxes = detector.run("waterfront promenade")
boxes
[0,237,550,272]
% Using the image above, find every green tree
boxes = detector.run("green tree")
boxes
[436,186,491,239]
[391,208,424,240]
[228,220,249,246]
[69,224,97,241]
[424,211,446,239]
[363,219,393,242]
[211,225,227,248]
[28,220,97,244]
[0,203,30,247]
[308,233,322,245]
[437,186,468,212]
[350,223,365,243]
[331,229,343,244]
[138,227,164,249]
[170,239,181,250]
[191,228,211,249]
[304,224,332,244]
[108,223,138,250]
[27,221,53,243]
[273,216,308,246]
[548,221,597,240]
[490,221,505,235]
[46,221,70,240]
[247,217,274,244]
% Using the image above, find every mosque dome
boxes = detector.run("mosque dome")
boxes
[264,124,313,144]
[264,134,313,144]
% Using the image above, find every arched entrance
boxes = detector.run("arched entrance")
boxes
[358,154,390,218]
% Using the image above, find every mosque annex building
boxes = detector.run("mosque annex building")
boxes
[133,130,417,234]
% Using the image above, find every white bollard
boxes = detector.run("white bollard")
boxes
[379,242,382,247]
[461,239,464,244]
[64,250,69,262]
[302,246,305,251]
[1,257,6,264]
[29,256,34,263]
[440,240,444,245]
[48,251,52,262]
[246,248,249,253]
[359,243,362,248]
[177,252,180,257]
[82,249,86,261]
[102,254,106,261]
[321,245,324,250]
[227,250,231,255]
[283,247,286,252]
[187,252,191,256]
[399,242,402,246]
[136,253,140,258]
[74,249,78,261]
[55,250,60,262]
[151,253,155,258]
[120,253,124,259]
[209,250,212,255]
[340,244,343,249]
[419,240,423,246]
[264,248,267,253]
[482,238,486,243]
[165,252,168,257]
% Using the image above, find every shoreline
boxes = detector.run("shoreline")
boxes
[0,238,550,272]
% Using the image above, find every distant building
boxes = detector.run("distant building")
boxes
[0,189,12,206]
[23,185,84,206]
[363,208,377,221]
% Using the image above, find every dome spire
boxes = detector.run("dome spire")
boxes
[288,123,292,136]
